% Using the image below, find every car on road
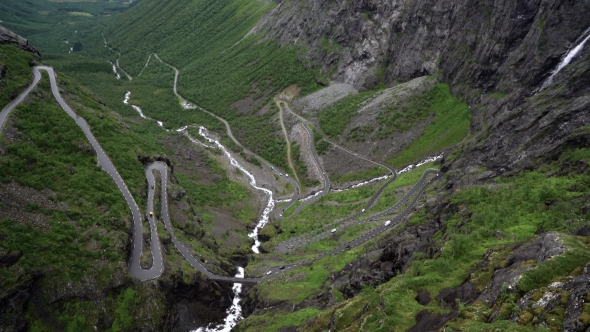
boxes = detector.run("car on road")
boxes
[384,220,391,226]
[331,228,336,233]
[151,185,154,189]
[266,271,272,275]
[285,174,289,177]
[149,211,154,217]
[279,266,285,270]
[361,209,365,212]
[346,244,351,249]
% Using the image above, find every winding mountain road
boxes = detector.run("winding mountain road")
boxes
[274,99,398,221]
[147,53,302,215]
[1,65,442,284]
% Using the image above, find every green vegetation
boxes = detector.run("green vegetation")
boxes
[388,83,471,168]
[0,53,223,331]
[231,112,288,170]
[376,84,436,138]
[0,71,142,329]
[175,166,250,208]
[0,44,37,106]
[311,126,330,155]
[105,0,319,119]
[289,149,590,331]
[318,89,379,138]
[51,71,164,205]
[237,308,321,332]
[346,124,373,142]
[0,0,132,55]
[109,288,140,331]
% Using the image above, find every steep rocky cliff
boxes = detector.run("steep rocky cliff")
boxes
[256,0,590,174]
[239,0,590,330]
[0,25,41,59]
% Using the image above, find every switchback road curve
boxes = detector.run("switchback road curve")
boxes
[150,53,301,215]
[1,66,441,283]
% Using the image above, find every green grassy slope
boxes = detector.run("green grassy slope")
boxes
[0,0,132,55]
[0,45,261,331]
[239,148,590,331]
[105,0,318,117]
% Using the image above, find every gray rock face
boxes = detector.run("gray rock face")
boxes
[252,0,398,90]
[0,26,41,58]
[478,232,566,306]
[292,83,358,115]
[256,0,590,179]
[255,0,590,95]
[331,207,443,298]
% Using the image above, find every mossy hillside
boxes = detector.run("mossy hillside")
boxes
[52,70,165,207]
[104,0,319,116]
[318,89,383,139]
[275,149,590,331]
[0,44,37,107]
[387,83,471,168]
[235,308,322,332]
[0,71,168,331]
[0,65,244,330]
[0,0,132,58]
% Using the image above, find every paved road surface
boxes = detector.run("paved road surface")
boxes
[152,54,302,215]
[1,66,443,283]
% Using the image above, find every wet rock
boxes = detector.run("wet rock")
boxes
[0,247,22,267]
[573,225,590,237]
[407,309,457,332]
[436,282,478,307]
[561,273,590,331]
[0,26,41,58]
[478,232,566,306]
[415,289,431,305]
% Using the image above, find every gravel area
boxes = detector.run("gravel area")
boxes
[292,83,358,115]
[332,75,437,161]
[289,123,324,195]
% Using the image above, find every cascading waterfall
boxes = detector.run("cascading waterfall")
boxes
[539,27,590,91]
[123,91,147,118]
[123,91,166,129]
[196,126,275,254]
[188,126,275,331]
[195,267,244,332]
[109,60,121,79]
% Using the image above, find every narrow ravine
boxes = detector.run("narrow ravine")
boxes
[190,126,275,330]
[195,267,244,332]
[196,126,275,254]
[114,53,444,330]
